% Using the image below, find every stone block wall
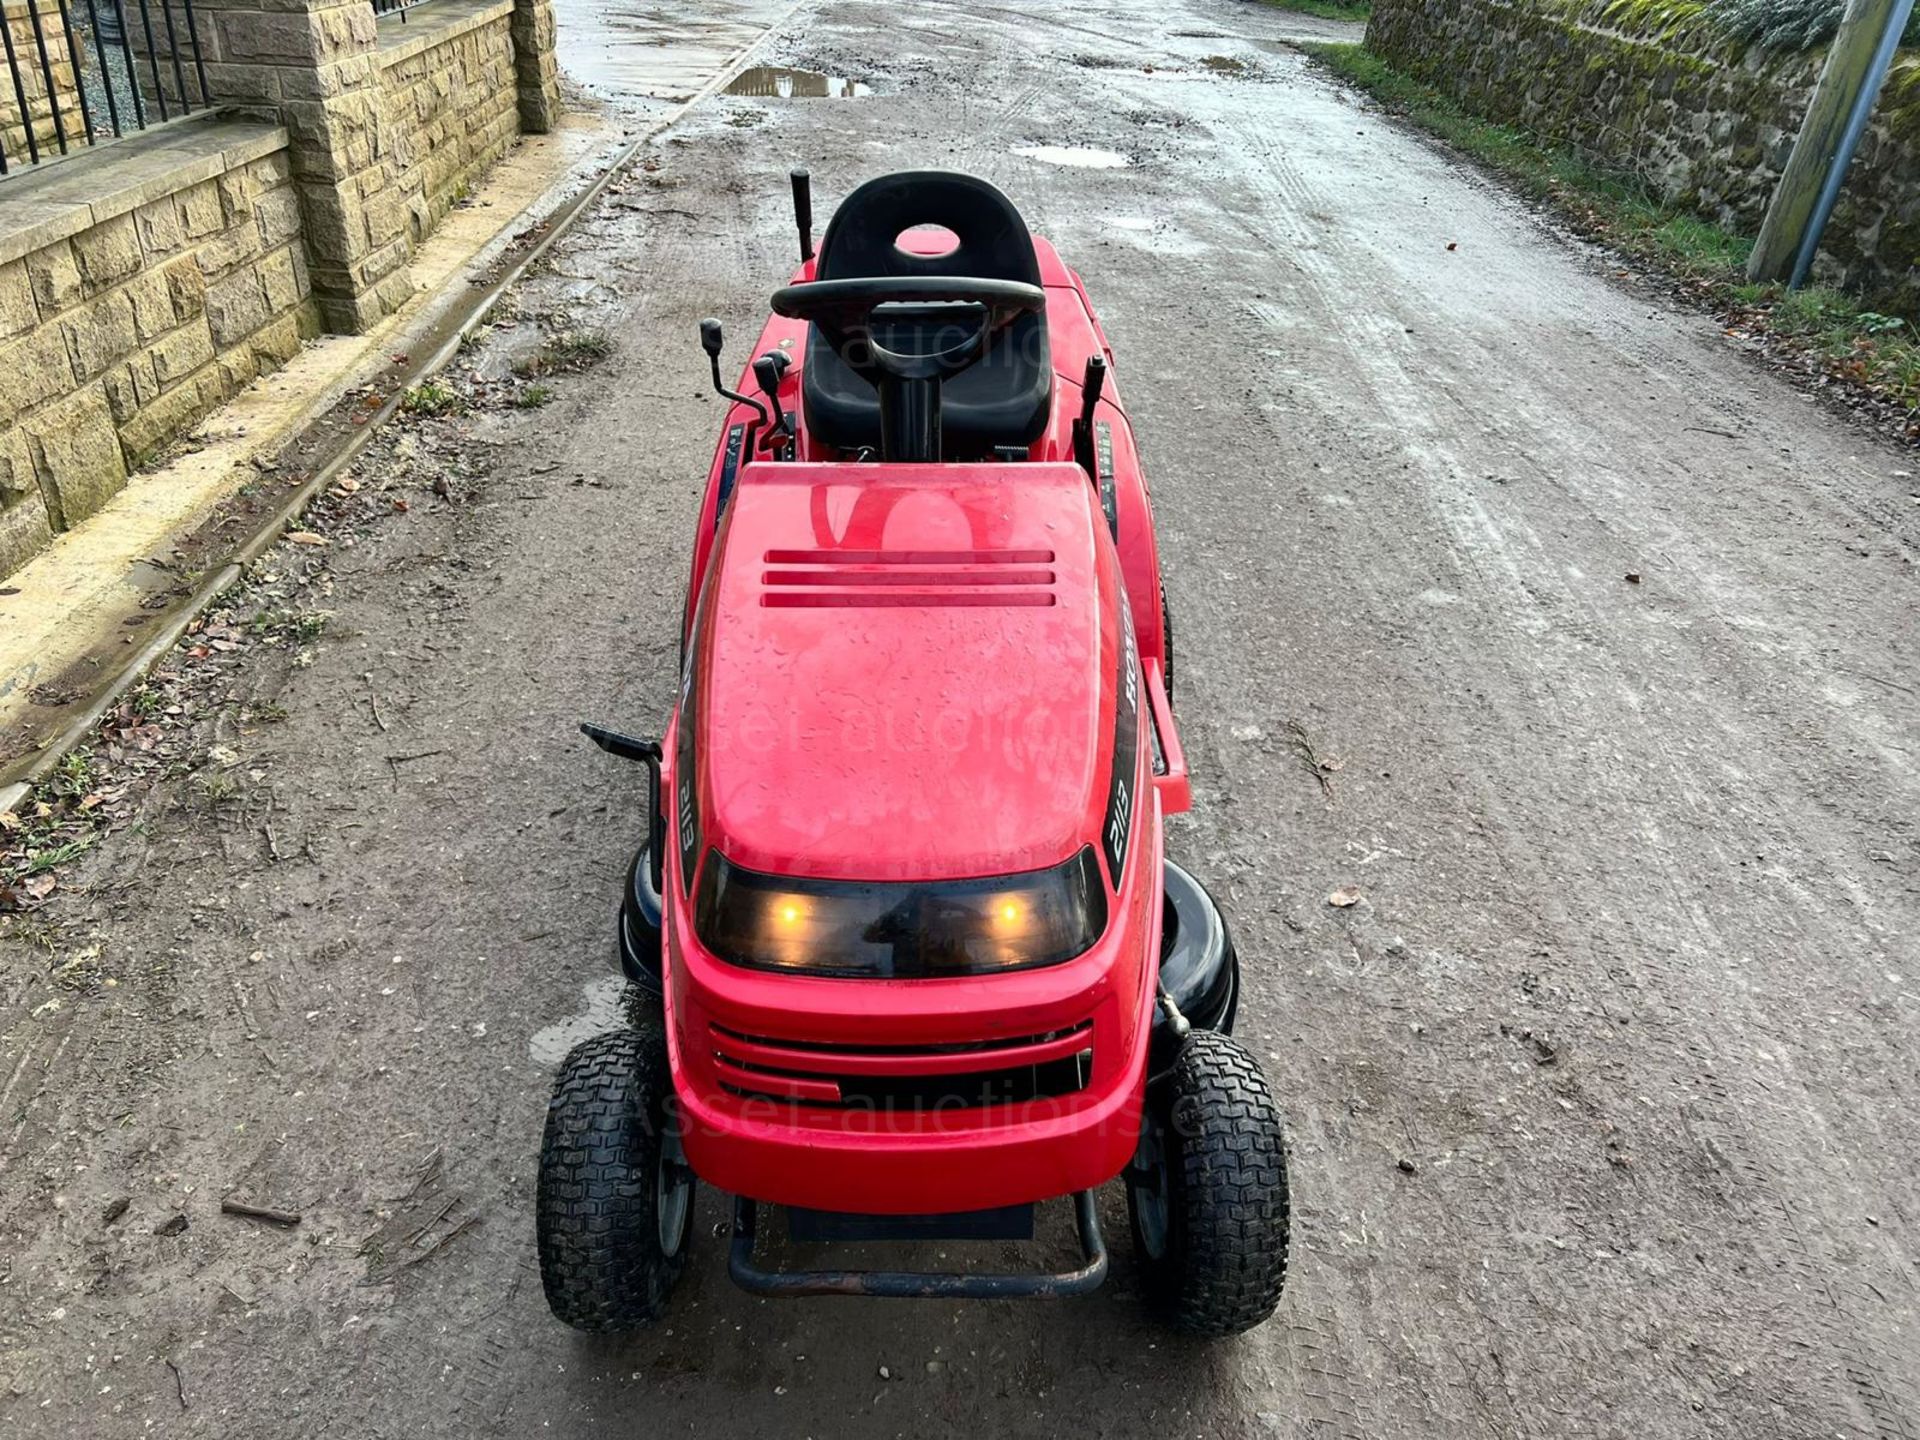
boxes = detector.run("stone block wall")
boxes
[1366,0,1920,314]
[0,0,562,580]
[0,126,318,576]
[0,0,81,163]
[373,0,520,252]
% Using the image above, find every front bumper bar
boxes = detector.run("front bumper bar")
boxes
[727,1190,1109,1300]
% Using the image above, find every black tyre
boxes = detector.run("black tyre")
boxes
[537,1024,693,1332]
[1127,1030,1289,1338]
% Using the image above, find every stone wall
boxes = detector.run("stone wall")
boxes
[0,122,318,576]
[374,0,520,251]
[0,0,81,164]
[178,0,556,332]
[1366,0,1920,314]
[0,0,561,580]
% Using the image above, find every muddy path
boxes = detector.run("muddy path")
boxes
[3,1,1918,1436]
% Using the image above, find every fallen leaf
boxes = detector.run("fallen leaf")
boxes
[1446,241,1458,252]
[1328,886,1363,908]
[1625,572,1642,585]
[25,874,56,900]
[154,1214,189,1237]
[284,531,328,547]
[336,477,361,494]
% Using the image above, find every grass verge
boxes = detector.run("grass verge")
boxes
[1305,42,1920,422]
[1262,0,1372,21]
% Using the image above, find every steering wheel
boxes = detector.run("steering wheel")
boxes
[770,276,1046,386]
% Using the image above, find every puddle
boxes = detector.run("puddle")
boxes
[1012,145,1131,170]
[529,974,629,1066]
[725,65,871,98]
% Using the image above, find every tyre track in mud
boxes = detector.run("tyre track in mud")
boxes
[1082,28,1918,1438]
[1199,48,1920,1440]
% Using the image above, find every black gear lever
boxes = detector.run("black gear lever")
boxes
[699,318,770,428]
[752,351,793,446]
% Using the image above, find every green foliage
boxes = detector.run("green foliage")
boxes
[1703,0,1920,49]
[1258,0,1372,21]
[1599,0,1712,41]
[512,329,615,380]
[401,381,464,416]
[48,750,95,800]
[248,609,329,644]
[23,837,95,875]
[516,384,555,409]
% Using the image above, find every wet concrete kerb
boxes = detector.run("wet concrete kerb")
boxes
[0,0,811,819]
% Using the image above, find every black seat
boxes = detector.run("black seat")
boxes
[802,172,1053,458]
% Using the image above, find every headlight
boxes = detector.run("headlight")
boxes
[694,847,1109,977]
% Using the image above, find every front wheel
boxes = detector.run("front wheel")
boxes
[537,1024,693,1332]
[1127,1030,1289,1338]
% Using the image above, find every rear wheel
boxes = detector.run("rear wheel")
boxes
[537,1024,693,1332]
[1127,1030,1289,1338]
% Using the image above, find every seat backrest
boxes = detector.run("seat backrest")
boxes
[814,172,1043,287]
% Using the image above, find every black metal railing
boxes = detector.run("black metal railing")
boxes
[1,0,211,175]
[370,0,429,21]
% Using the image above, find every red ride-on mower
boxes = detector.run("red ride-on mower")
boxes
[538,170,1289,1338]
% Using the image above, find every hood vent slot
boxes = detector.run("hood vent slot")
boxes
[761,548,1057,608]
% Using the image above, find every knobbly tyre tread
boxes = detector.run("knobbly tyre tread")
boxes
[1141,1029,1289,1338]
[536,1023,688,1332]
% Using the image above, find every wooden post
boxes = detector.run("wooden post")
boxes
[1748,0,1910,283]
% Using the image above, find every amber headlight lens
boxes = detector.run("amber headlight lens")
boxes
[694,847,1109,977]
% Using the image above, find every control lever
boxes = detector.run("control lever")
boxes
[699,318,770,428]
[753,351,793,444]
[791,168,815,262]
[1072,353,1107,478]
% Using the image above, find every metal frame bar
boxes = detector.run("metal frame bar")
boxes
[113,0,145,129]
[728,1190,1109,1300]
[0,13,37,166]
[24,0,69,154]
[179,0,206,104]
[133,0,169,121]
[156,0,189,115]
[81,0,120,136]
[54,0,93,143]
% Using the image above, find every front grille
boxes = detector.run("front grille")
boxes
[709,1021,1093,1110]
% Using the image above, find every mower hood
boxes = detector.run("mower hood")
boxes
[684,462,1126,884]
